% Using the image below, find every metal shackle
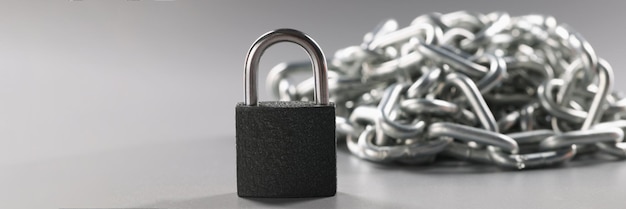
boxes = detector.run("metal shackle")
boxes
[244,28,329,105]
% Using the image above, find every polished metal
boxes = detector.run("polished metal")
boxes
[265,12,626,169]
[244,28,329,105]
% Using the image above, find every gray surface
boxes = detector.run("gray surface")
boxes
[2,0,626,208]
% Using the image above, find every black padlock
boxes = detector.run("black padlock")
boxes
[236,29,336,198]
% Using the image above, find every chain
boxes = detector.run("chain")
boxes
[266,11,626,169]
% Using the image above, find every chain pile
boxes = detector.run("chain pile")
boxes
[266,11,626,169]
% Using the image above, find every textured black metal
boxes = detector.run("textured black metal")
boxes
[236,101,336,198]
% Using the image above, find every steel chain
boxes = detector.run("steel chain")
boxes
[266,11,626,169]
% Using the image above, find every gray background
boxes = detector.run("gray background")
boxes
[2,0,626,208]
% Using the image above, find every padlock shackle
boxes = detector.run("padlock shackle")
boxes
[244,28,329,106]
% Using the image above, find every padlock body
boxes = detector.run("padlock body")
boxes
[236,101,336,198]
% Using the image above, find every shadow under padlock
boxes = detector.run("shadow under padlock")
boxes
[235,29,337,198]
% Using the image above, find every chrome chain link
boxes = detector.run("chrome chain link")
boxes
[266,11,626,169]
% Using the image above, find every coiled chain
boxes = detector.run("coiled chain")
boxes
[266,11,626,169]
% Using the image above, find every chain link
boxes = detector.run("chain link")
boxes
[266,11,626,169]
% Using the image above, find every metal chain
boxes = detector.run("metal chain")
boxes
[266,11,626,169]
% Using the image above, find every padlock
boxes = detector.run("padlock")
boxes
[236,29,336,198]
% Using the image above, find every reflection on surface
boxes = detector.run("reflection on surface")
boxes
[3,136,625,209]
[144,192,409,209]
